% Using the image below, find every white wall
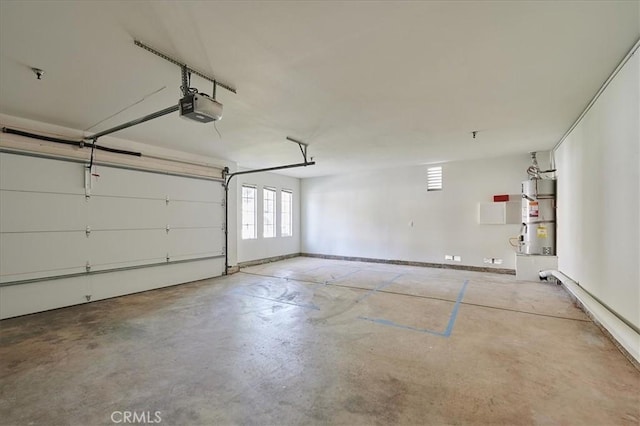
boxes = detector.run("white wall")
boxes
[555,50,639,330]
[302,154,538,270]
[236,170,301,263]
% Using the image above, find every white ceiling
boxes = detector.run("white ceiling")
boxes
[0,1,638,177]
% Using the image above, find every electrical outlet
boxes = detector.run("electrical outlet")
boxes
[453,255,461,262]
[445,255,453,261]
[484,258,492,264]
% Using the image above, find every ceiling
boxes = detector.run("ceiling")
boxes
[0,1,638,177]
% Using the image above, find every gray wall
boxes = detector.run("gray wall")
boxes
[301,154,535,270]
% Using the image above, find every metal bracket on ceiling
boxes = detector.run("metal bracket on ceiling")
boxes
[181,65,189,97]
[220,136,315,276]
[286,136,310,163]
[221,137,314,187]
[85,104,179,142]
[135,40,236,95]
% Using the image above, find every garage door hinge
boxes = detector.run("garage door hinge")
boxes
[166,225,170,233]
[166,254,170,262]
[85,226,91,237]
[166,196,170,205]
[85,261,91,272]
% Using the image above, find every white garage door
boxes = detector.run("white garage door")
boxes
[0,152,225,318]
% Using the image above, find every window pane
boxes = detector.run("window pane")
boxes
[281,191,292,237]
[241,186,256,239]
[263,188,276,238]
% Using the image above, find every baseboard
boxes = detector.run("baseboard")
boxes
[300,253,515,275]
[238,253,301,269]
[226,265,240,274]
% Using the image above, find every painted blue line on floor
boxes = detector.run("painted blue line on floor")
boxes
[302,265,326,273]
[325,268,363,284]
[291,267,362,288]
[230,290,320,311]
[358,279,469,337]
[357,273,405,302]
[443,279,469,337]
[357,316,447,336]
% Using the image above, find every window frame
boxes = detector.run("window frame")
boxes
[263,187,276,238]
[281,190,293,237]
[241,185,257,240]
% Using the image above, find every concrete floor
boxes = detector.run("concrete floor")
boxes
[1,257,638,425]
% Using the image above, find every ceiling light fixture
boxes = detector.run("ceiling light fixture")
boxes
[31,68,44,80]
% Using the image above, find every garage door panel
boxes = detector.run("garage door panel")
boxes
[88,258,224,301]
[166,176,222,203]
[88,196,167,230]
[169,228,223,258]
[90,167,167,199]
[88,229,168,269]
[0,232,88,281]
[0,191,87,232]
[0,276,89,319]
[168,201,222,229]
[0,153,86,194]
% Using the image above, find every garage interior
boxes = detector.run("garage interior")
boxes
[0,1,639,425]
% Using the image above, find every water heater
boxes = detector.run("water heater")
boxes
[520,179,556,255]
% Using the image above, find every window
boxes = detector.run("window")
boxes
[241,185,257,239]
[281,190,293,237]
[263,187,276,238]
[427,166,443,191]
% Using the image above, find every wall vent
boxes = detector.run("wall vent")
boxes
[427,166,443,191]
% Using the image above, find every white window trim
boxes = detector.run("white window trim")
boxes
[263,187,276,238]
[241,185,257,240]
[281,189,293,237]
